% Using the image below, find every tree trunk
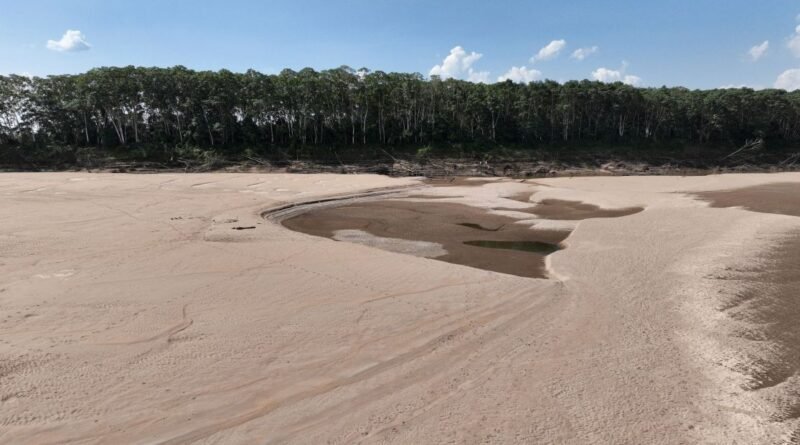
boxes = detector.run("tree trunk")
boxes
[82,112,90,145]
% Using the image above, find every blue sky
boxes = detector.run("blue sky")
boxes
[2,0,800,89]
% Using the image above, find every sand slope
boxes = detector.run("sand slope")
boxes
[2,172,800,444]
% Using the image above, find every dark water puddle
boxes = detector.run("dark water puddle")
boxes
[495,199,643,220]
[458,222,503,231]
[282,196,639,279]
[406,194,464,200]
[283,200,565,278]
[423,178,501,187]
[464,240,561,254]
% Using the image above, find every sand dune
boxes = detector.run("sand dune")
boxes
[2,172,800,444]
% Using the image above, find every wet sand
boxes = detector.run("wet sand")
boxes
[283,201,569,278]
[695,182,800,217]
[740,233,800,398]
[282,182,642,278]
[692,183,800,438]
[283,180,642,279]
[3,172,800,444]
[503,190,536,203]
[497,199,643,220]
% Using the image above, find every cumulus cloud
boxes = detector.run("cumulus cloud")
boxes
[46,30,91,52]
[719,84,756,89]
[748,41,769,61]
[430,46,488,82]
[571,46,599,61]
[467,70,491,83]
[591,63,642,86]
[531,39,566,62]
[789,25,800,57]
[775,68,800,91]
[497,66,542,83]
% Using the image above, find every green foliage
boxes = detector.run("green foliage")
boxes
[415,145,433,159]
[2,67,800,168]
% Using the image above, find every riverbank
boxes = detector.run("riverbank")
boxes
[4,143,800,179]
[1,172,799,443]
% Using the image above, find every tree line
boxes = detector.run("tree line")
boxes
[2,65,800,162]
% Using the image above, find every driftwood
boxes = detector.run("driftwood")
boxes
[244,155,270,166]
[779,152,800,167]
[104,161,171,172]
[722,138,764,162]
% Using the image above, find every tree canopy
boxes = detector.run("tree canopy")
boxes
[2,66,800,162]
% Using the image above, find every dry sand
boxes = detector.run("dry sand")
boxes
[2,172,800,444]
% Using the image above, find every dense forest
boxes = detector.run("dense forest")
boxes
[2,65,800,168]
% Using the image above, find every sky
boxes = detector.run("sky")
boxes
[2,0,800,90]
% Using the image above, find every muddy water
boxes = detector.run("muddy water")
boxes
[463,240,561,254]
[283,195,643,278]
[283,201,567,278]
[496,199,644,220]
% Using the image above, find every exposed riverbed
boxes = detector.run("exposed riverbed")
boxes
[282,189,642,278]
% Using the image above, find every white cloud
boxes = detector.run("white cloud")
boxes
[46,30,91,52]
[788,25,800,57]
[719,84,759,90]
[467,70,491,83]
[430,46,488,82]
[748,41,769,61]
[624,75,642,86]
[531,39,566,62]
[591,63,642,86]
[775,68,800,91]
[571,46,599,61]
[497,66,542,83]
